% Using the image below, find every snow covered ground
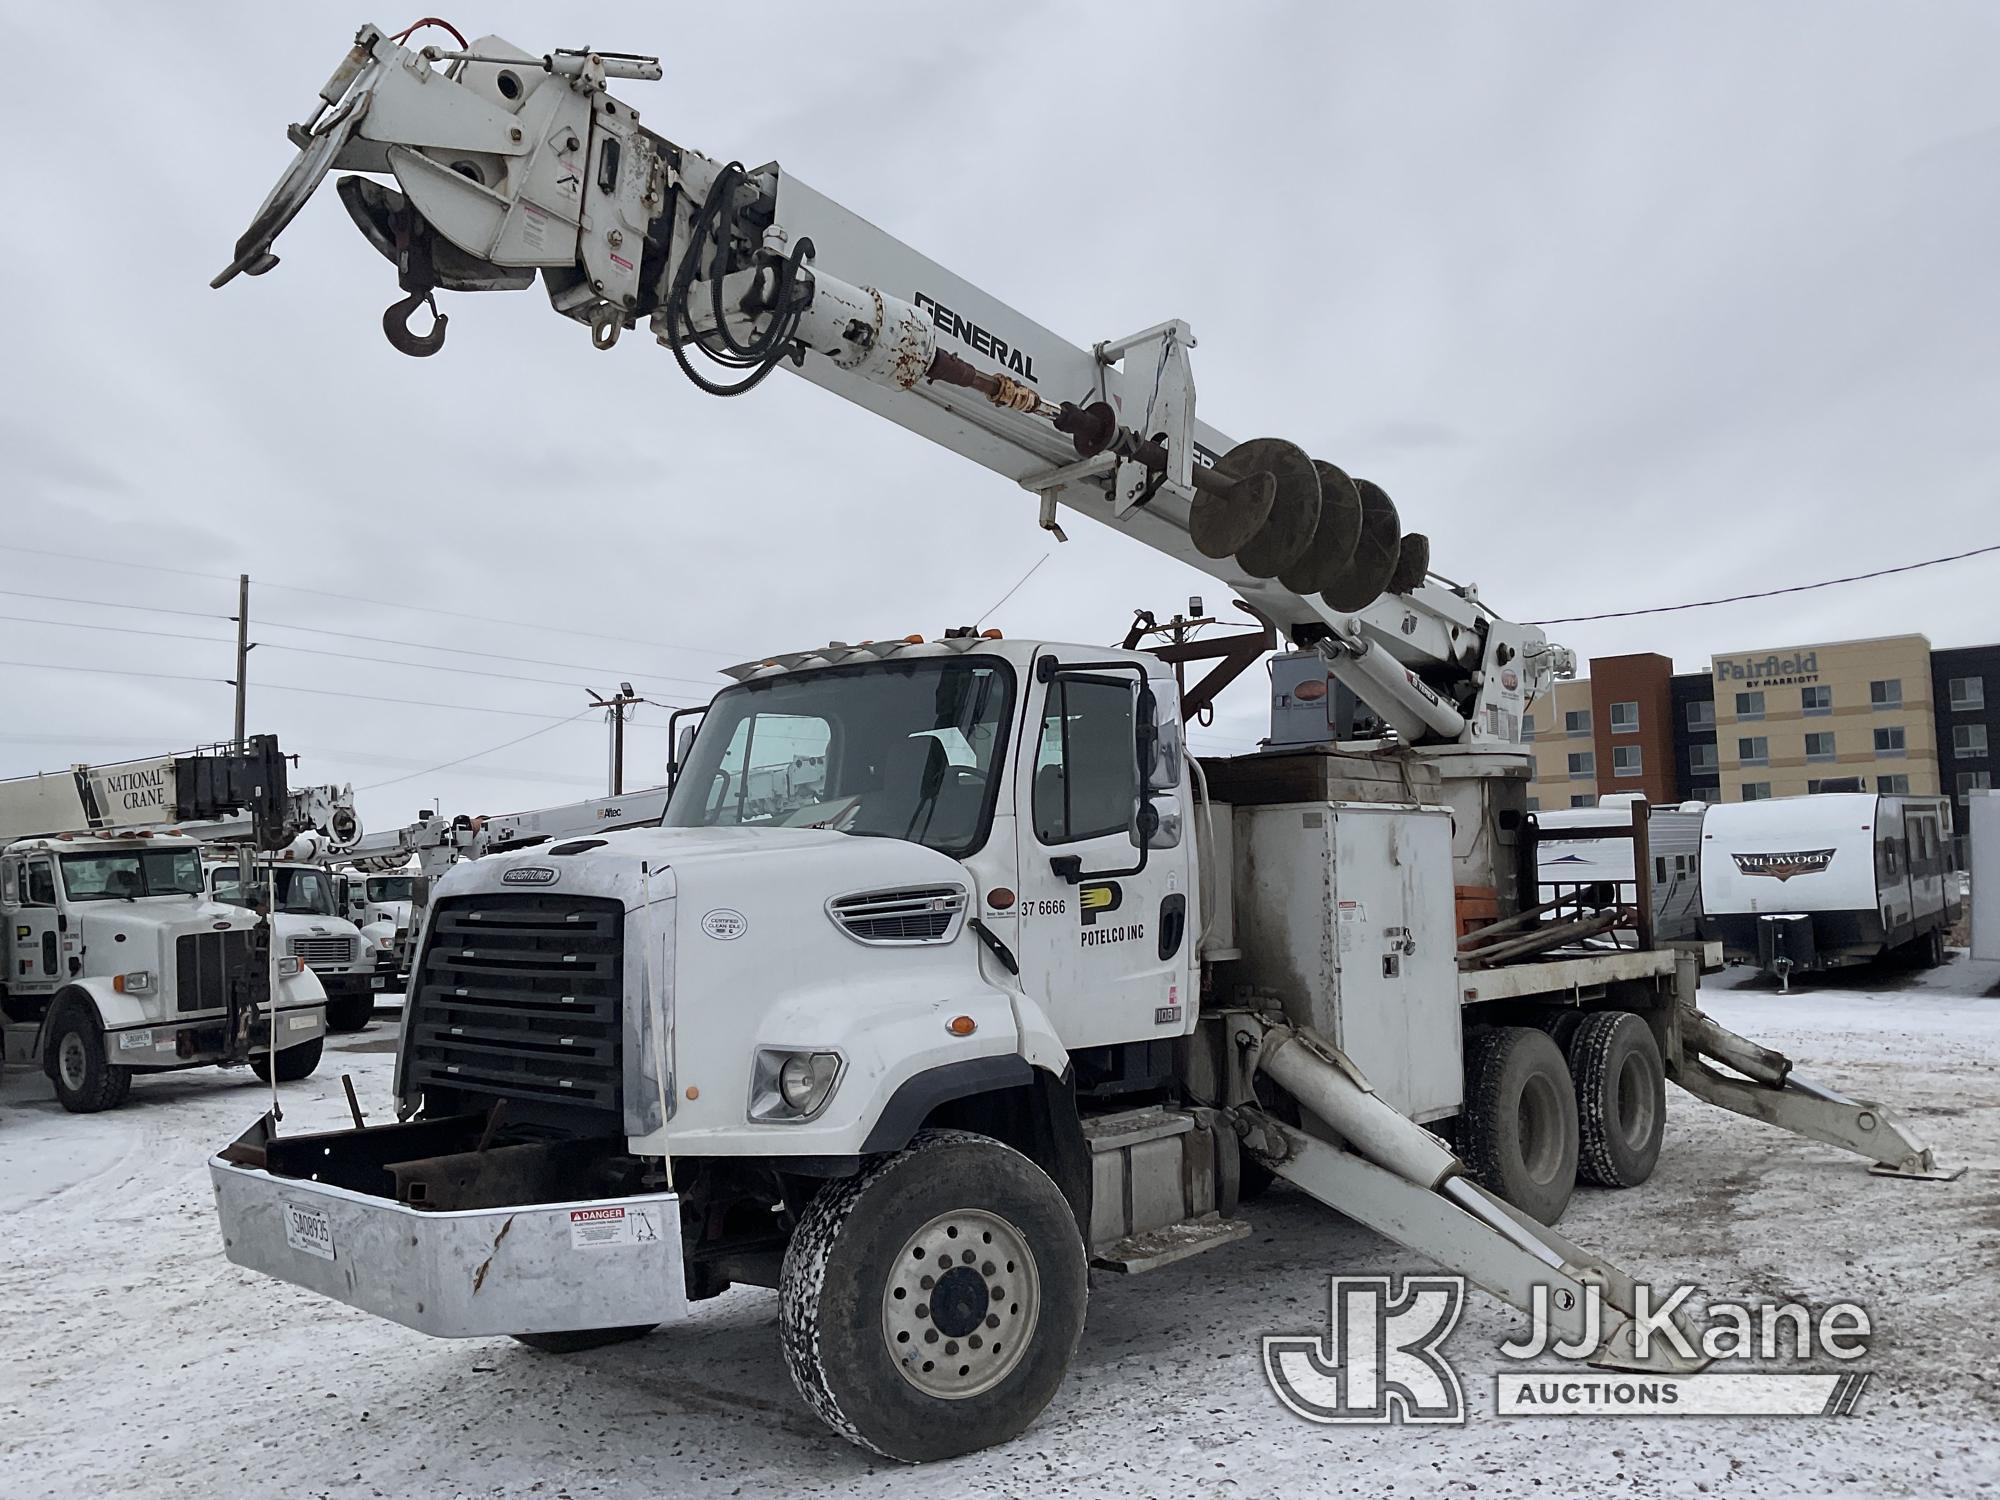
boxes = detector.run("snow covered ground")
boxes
[4,964,1998,1500]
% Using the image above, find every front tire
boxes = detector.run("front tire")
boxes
[250,1035,324,1084]
[779,1129,1087,1462]
[1461,1027,1578,1225]
[322,990,374,1032]
[46,1008,132,1114]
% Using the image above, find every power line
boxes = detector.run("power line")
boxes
[1528,543,2000,625]
[356,708,602,792]
[0,583,731,693]
[0,540,739,661]
[0,660,580,720]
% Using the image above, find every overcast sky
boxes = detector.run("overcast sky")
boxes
[2,2,1995,836]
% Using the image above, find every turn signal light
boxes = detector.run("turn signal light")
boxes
[981,629,1003,639]
[947,1015,978,1037]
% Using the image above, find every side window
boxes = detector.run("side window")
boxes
[23,860,57,907]
[1033,677,1136,845]
[1,860,16,905]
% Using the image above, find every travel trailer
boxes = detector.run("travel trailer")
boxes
[1699,792,1956,979]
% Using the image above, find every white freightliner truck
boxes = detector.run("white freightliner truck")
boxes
[207,26,1961,1461]
[0,738,333,1110]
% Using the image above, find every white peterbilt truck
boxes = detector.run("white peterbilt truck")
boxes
[207,25,1960,1462]
[0,739,333,1110]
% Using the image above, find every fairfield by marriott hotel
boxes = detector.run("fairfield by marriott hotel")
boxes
[1527,633,2000,857]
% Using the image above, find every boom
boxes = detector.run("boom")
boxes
[217,23,1572,747]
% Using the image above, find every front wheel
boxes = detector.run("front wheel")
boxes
[46,1007,132,1113]
[779,1129,1087,1463]
[322,990,375,1032]
[250,1035,324,1084]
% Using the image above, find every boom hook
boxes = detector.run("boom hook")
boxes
[383,286,447,357]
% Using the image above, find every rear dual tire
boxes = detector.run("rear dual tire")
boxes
[1461,1027,1578,1225]
[1566,1011,1665,1189]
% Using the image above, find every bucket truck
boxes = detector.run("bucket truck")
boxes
[0,737,330,1110]
[207,25,1959,1461]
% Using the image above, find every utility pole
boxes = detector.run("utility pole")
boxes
[588,683,641,795]
[232,573,251,752]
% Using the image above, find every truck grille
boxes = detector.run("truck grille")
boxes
[176,930,256,1014]
[828,885,968,944]
[405,893,624,1126]
[289,935,357,969]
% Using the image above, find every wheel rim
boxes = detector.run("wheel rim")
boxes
[1517,1075,1563,1184]
[57,1032,89,1092]
[881,1207,1041,1400]
[1616,1051,1657,1150]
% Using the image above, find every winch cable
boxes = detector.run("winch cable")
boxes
[266,862,283,1127]
[657,162,816,398]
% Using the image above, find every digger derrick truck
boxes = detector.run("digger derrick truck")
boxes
[208,25,1960,1462]
[0,737,334,1111]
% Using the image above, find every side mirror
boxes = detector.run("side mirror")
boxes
[1142,796,1182,850]
[1148,711,1183,792]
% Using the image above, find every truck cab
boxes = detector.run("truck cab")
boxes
[2,832,327,1111]
[206,859,380,1032]
[338,869,415,995]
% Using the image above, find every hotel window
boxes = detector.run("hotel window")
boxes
[1526,795,1541,812]
[1954,724,1988,760]
[1735,691,1764,720]
[1564,709,1591,737]
[1805,731,1836,762]
[1568,751,1595,778]
[1610,701,1639,734]
[1874,726,1906,757]
[1741,782,1771,802]
[1612,745,1642,778]
[1692,784,1719,803]
[1522,713,1536,741]
[1878,774,1910,794]
[1949,676,1985,711]
[1870,679,1901,710]
[1690,742,1718,774]
[1739,736,1768,766]
[1570,794,1593,808]
[1959,771,1993,803]
[1686,699,1715,732]
[1801,685,1831,715]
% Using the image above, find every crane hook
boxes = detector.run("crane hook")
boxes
[383,286,448,357]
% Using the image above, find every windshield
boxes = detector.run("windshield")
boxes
[211,865,337,916]
[665,657,1014,858]
[366,876,415,902]
[60,849,204,901]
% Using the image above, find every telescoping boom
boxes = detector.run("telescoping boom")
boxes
[217,22,1567,751]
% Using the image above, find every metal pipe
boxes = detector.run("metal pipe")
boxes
[1256,1027,1459,1189]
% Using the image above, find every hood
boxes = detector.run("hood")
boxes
[431,824,973,910]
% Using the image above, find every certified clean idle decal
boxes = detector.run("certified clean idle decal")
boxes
[700,908,748,940]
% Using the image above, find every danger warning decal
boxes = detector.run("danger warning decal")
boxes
[569,1205,662,1250]
[1731,849,1836,882]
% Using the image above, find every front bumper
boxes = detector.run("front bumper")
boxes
[210,1127,688,1338]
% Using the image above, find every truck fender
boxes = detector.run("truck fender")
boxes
[39,985,113,1075]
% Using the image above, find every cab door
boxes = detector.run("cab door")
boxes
[1007,657,1195,1052]
[7,856,62,995]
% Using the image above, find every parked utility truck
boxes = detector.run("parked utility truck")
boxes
[0,738,332,1110]
[208,25,1959,1462]
[206,856,382,1032]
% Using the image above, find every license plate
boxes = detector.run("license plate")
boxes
[370,976,386,989]
[117,1029,155,1052]
[283,1202,336,1262]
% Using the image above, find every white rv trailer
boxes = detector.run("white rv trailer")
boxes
[1699,791,1956,977]
[1534,796,1706,942]
[1970,789,1999,962]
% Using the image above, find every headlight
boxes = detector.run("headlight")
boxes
[113,970,154,994]
[750,1049,842,1122]
[277,955,304,977]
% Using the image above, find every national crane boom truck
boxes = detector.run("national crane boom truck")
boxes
[207,25,1959,1461]
[0,737,336,1110]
